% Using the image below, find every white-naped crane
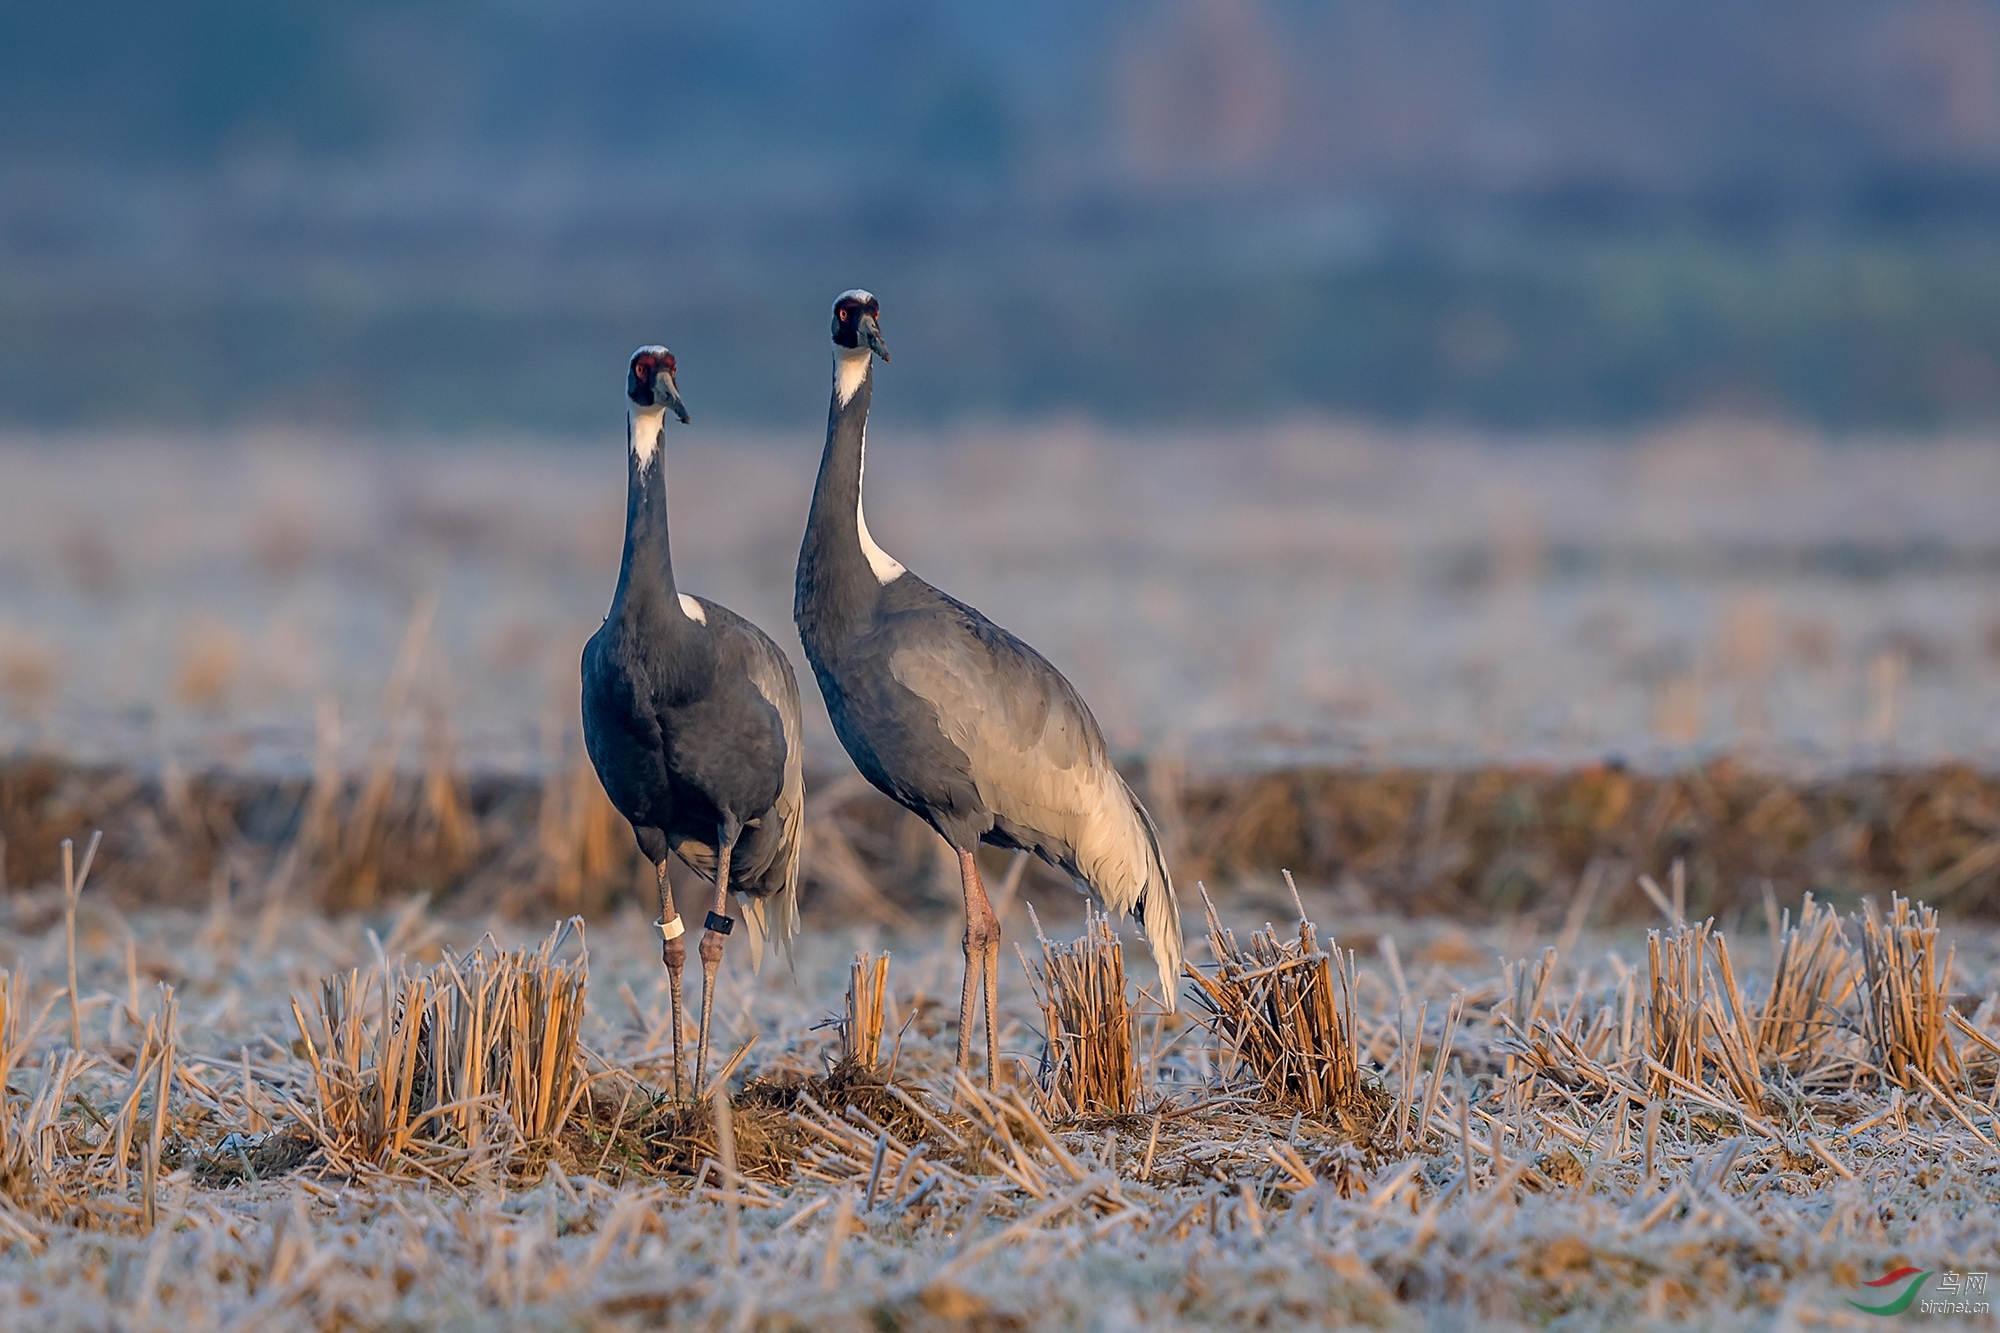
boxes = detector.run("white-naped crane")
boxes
[794,291,1183,1088]
[583,345,804,1099]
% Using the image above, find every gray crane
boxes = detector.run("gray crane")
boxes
[794,292,1183,1088]
[582,346,804,1099]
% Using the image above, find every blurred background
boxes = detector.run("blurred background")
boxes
[4,0,2000,779]
[10,0,2000,429]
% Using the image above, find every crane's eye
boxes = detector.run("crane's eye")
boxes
[838,309,849,321]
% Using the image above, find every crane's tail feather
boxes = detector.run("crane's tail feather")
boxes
[1123,780,1184,1013]
[740,898,770,975]
[774,850,802,971]
[736,873,801,976]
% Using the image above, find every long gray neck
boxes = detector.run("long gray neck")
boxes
[797,351,901,648]
[609,409,692,634]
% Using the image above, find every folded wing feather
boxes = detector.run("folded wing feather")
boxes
[738,636,805,973]
[886,606,1181,1000]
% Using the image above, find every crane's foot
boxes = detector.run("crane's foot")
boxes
[695,921,727,1095]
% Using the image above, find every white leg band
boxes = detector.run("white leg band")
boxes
[657,914,686,942]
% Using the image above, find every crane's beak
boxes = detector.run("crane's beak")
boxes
[860,313,891,363]
[655,368,690,423]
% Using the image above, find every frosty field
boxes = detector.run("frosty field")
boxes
[2,421,1999,1329]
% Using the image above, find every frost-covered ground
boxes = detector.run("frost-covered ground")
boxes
[0,887,1995,1331]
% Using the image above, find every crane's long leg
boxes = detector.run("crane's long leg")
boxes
[955,849,1002,1089]
[983,914,1001,1086]
[654,860,687,1102]
[695,824,740,1096]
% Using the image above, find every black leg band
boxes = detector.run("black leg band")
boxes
[705,911,734,935]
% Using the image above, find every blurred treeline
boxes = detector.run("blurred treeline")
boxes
[6,0,2000,430]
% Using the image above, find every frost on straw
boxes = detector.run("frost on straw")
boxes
[1023,908,1137,1116]
[289,919,590,1178]
[1182,884,1379,1128]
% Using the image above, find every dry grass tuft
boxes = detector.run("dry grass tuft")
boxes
[1023,908,1138,1116]
[288,919,590,1178]
[839,951,891,1074]
[1645,921,1710,1100]
[1702,929,1768,1112]
[1757,891,1856,1073]
[1645,920,1769,1111]
[0,970,218,1236]
[1184,884,1378,1129]
[1857,893,1965,1093]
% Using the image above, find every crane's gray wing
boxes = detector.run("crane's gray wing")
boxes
[887,607,1182,1004]
[736,630,804,974]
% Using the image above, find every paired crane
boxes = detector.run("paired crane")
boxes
[583,299,1181,1094]
[581,346,804,1098]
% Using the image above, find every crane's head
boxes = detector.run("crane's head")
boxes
[831,291,889,362]
[627,346,689,423]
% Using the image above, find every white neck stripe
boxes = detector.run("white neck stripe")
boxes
[835,348,871,408]
[856,426,905,584]
[678,593,706,624]
[630,408,665,468]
